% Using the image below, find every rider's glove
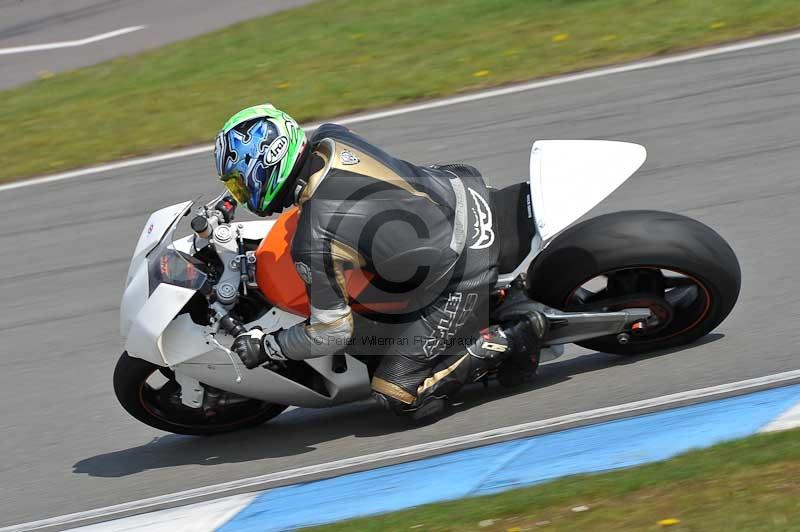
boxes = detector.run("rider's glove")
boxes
[231,327,286,369]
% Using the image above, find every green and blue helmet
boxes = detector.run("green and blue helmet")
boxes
[214,104,307,216]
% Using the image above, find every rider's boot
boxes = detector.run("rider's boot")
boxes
[408,310,548,421]
[497,310,549,388]
[371,356,437,416]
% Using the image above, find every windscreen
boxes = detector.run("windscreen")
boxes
[146,202,207,294]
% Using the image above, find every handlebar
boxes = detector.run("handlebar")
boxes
[218,314,247,337]
[216,196,237,222]
[191,196,238,239]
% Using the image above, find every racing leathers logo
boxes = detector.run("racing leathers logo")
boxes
[295,261,313,284]
[422,292,479,358]
[340,150,360,165]
[468,187,495,250]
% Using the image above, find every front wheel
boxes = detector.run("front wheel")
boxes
[527,210,741,355]
[113,352,287,435]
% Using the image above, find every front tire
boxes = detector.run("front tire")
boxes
[113,352,286,435]
[527,210,741,355]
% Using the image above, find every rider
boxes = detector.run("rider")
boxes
[215,104,547,420]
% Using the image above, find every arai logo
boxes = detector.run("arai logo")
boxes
[264,135,289,165]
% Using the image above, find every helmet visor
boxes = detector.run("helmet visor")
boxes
[222,174,251,205]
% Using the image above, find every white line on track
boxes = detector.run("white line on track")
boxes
[1,29,800,194]
[4,369,800,532]
[0,26,147,56]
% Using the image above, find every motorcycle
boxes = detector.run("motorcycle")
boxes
[115,140,741,435]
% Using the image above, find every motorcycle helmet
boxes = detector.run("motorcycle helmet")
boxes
[214,104,307,216]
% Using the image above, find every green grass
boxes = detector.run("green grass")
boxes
[3,0,800,181]
[307,428,800,532]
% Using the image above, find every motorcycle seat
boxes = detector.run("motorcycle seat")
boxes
[490,182,535,274]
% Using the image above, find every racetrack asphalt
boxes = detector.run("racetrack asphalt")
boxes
[0,0,312,89]
[1,37,799,527]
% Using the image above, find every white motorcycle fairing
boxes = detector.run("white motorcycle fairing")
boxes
[530,140,646,242]
[120,201,193,338]
[120,207,372,407]
[125,201,193,286]
[498,140,646,285]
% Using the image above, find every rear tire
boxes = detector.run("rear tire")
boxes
[527,210,740,355]
[113,352,286,435]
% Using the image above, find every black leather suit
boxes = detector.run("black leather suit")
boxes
[274,124,501,407]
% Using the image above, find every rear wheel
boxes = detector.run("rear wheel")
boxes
[113,352,286,435]
[527,210,740,355]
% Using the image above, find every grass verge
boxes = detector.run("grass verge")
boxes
[307,428,800,531]
[3,0,800,181]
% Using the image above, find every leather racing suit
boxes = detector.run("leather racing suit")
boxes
[271,124,541,416]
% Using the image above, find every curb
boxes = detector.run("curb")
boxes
[62,382,800,531]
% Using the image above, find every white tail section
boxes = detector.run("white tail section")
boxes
[529,140,646,242]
